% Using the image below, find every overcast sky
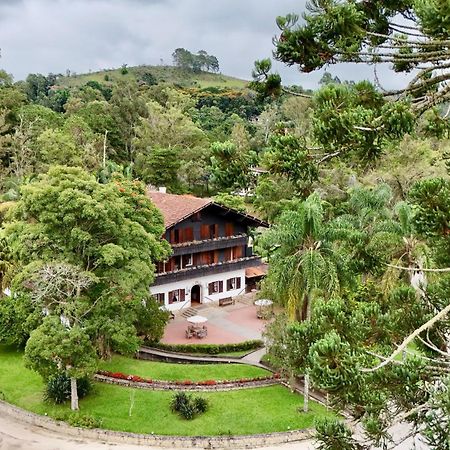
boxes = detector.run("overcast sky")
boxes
[0,0,409,90]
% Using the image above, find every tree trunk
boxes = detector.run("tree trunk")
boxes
[70,377,79,411]
[303,373,310,413]
[303,293,312,413]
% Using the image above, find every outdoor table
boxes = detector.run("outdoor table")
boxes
[186,315,208,338]
[254,299,273,319]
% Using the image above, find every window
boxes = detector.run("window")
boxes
[209,224,218,239]
[227,277,241,291]
[208,280,223,295]
[182,254,193,267]
[200,224,219,240]
[155,293,165,305]
[168,289,185,304]
[157,261,167,274]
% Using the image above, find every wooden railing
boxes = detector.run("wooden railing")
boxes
[153,256,262,286]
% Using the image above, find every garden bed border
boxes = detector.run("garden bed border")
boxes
[0,399,313,449]
[95,372,281,391]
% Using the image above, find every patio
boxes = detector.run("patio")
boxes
[161,296,271,345]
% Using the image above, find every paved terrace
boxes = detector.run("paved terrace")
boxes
[161,293,270,345]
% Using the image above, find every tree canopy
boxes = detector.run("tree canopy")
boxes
[274,0,450,113]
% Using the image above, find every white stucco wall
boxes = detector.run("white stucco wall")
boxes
[150,268,246,311]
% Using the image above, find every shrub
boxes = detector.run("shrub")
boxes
[192,396,208,414]
[170,391,190,412]
[104,74,109,81]
[67,413,102,429]
[151,340,263,355]
[170,392,209,420]
[44,374,92,404]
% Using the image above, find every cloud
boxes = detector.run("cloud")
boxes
[0,0,407,90]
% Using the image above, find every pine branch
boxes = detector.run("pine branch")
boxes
[361,302,450,373]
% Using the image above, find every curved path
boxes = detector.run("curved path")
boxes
[0,412,315,450]
[138,346,268,369]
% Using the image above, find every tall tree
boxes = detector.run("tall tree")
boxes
[259,193,349,411]
[274,0,450,113]
[2,166,171,358]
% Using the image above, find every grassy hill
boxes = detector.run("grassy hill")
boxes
[58,65,249,90]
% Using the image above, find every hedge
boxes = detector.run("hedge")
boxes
[148,340,264,355]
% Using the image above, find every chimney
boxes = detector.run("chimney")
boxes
[158,187,167,194]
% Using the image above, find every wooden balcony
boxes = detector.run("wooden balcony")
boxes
[153,256,262,286]
[171,234,248,256]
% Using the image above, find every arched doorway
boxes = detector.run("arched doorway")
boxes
[191,285,201,305]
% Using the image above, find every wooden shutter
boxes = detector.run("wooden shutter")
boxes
[225,223,234,237]
[200,224,209,239]
[236,277,241,289]
[224,248,232,261]
[219,281,223,293]
[214,251,219,263]
[193,253,201,266]
[169,229,175,244]
[167,258,175,272]
[234,246,243,258]
[214,224,219,238]
[208,282,213,295]
[180,289,185,302]
[184,227,194,242]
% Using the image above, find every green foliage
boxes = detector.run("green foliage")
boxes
[135,298,170,343]
[24,317,98,380]
[151,340,264,355]
[3,166,170,358]
[170,391,209,420]
[45,374,92,404]
[134,146,182,192]
[259,193,349,319]
[409,178,450,238]
[271,1,450,115]
[209,140,256,192]
[0,292,42,346]
[262,134,318,195]
[315,417,361,450]
[66,412,102,429]
[313,82,414,161]
[253,175,297,222]
[172,48,219,73]
[421,108,450,139]
[212,193,246,212]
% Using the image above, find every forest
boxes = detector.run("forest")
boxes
[1,0,450,448]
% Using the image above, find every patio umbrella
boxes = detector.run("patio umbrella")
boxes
[186,315,208,324]
[254,299,273,307]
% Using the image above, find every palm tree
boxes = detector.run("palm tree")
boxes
[259,193,349,411]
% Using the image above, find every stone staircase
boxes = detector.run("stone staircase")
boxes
[180,307,197,318]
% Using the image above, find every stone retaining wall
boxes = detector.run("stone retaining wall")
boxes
[95,374,280,391]
[0,400,313,449]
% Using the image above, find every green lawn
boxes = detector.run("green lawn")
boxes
[0,344,331,435]
[98,354,269,381]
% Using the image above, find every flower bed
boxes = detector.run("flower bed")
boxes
[96,370,282,391]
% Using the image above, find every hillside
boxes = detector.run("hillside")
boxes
[58,65,249,90]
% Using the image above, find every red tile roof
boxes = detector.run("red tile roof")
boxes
[148,191,212,228]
